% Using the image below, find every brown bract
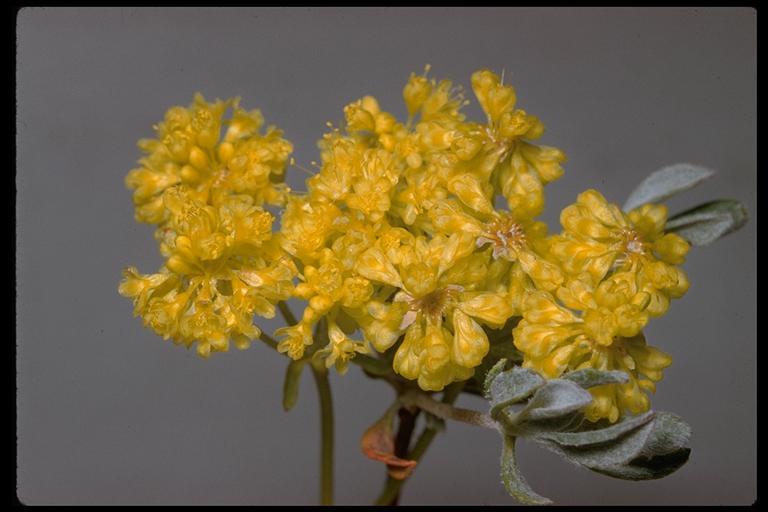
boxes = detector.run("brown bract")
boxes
[361,409,418,480]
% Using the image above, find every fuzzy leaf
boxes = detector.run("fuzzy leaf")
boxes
[589,447,691,480]
[623,163,715,211]
[282,359,306,412]
[538,420,656,468]
[514,379,593,423]
[533,411,654,447]
[533,411,691,481]
[665,199,748,246]
[638,412,691,457]
[483,358,509,399]
[500,435,552,505]
[509,411,585,437]
[488,366,546,418]
[590,412,692,480]
[562,369,629,389]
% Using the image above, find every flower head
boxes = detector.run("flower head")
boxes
[120,189,296,357]
[355,231,515,390]
[513,273,671,422]
[551,189,690,315]
[125,94,293,227]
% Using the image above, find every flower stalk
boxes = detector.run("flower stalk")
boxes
[375,382,465,505]
[311,361,335,505]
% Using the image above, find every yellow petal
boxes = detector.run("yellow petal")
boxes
[458,293,514,326]
[355,247,403,288]
[452,309,489,368]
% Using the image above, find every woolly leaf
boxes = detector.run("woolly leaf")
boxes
[514,379,593,422]
[666,199,748,246]
[533,411,654,447]
[532,411,691,481]
[487,366,546,418]
[500,435,552,505]
[589,447,691,480]
[623,163,715,211]
[562,368,629,389]
[509,411,585,437]
[483,358,509,399]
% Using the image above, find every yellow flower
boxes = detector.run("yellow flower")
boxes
[551,189,690,315]
[513,273,670,422]
[494,142,565,220]
[403,65,433,119]
[313,321,370,375]
[119,189,296,357]
[430,199,563,292]
[355,232,515,390]
[279,196,342,264]
[471,69,565,219]
[125,94,293,226]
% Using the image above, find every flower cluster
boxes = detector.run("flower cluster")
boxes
[277,67,565,391]
[121,70,692,422]
[120,95,296,357]
[513,190,690,421]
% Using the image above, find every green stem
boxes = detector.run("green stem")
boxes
[258,331,278,350]
[311,363,334,505]
[275,301,334,504]
[374,382,465,506]
[277,300,299,326]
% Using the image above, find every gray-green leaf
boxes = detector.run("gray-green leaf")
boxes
[623,163,715,211]
[636,412,691,459]
[588,446,691,480]
[562,369,629,389]
[282,359,306,412]
[666,199,748,246]
[500,435,552,505]
[488,366,546,418]
[533,411,691,481]
[483,358,509,399]
[533,411,654,447]
[514,380,593,423]
[537,420,656,469]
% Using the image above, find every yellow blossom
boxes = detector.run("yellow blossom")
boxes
[125,94,293,227]
[550,189,690,315]
[279,196,343,264]
[355,232,515,390]
[314,321,370,375]
[430,199,563,292]
[120,189,296,357]
[513,274,670,422]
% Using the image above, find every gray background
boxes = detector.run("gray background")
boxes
[16,7,756,505]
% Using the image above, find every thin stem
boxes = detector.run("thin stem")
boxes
[394,407,419,458]
[277,301,299,326]
[374,382,465,506]
[311,363,334,505]
[400,391,498,431]
[383,407,420,505]
[258,331,278,350]
[274,303,334,504]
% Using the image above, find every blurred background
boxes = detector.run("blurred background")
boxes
[16,7,755,505]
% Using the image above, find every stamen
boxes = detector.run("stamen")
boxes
[481,215,527,260]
